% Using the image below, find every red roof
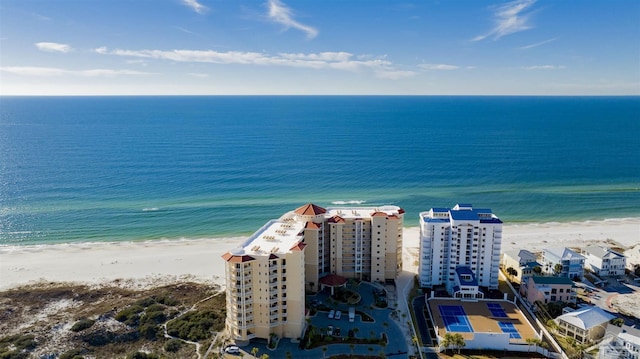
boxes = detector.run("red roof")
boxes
[398,208,405,214]
[290,241,306,251]
[328,215,345,223]
[319,274,347,287]
[305,221,322,229]
[221,252,255,263]
[294,203,327,216]
[371,211,387,217]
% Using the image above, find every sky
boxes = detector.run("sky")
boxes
[0,0,639,96]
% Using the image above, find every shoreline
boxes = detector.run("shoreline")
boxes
[1,217,639,291]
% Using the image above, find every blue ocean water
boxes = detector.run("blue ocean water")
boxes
[0,96,639,245]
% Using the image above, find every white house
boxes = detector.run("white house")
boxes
[583,245,627,277]
[555,306,615,344]
[598,324,640,359]
[541,247,585,279]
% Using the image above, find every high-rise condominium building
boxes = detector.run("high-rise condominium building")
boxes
[222,203,404,341]
[418,204,502,295]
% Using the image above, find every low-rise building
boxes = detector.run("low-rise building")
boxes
[555,306,615,344]
[521,276,576,305]
[583,245,627,277]
[598,324,640,359]
[541,247,585,279]
[501,249,540,283]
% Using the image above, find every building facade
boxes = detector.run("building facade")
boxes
[520,276,577,305]
[418,204,502,294]
[541,247,585,279]
[555,306,614,344]
[222,203,404,341]
[598,325,640,359]
[583,245,627,277]
[501,249,540,284]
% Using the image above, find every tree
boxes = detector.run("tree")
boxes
[440,333,453,354]
[506,267,518,280]
[610,318,625,327]
[526,338,536,352]
[251,347,259,358]
[261,354,269,359]
[554,263,563,275]
[452,333,465,354]
[349,343,355,357]
[533,266,542,275]
[322,346,327,359]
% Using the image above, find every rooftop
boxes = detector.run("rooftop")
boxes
[224,212,306,260]
[325,205,403,219]
[531,276,575,285]
[544,247,585,261]
[584,245,625,259]
[556,306,615,330]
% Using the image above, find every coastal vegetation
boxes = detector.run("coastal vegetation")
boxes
[0,282,224,358]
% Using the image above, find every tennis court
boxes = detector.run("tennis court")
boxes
[487,302,508,318]
[498,321,522,339]
[438,305,473,333]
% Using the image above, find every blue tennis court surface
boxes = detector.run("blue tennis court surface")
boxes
[498,321,521,339]
[487,303,508,318]
[439,305,473,333]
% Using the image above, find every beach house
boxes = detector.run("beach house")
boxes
[583,245,627,277]
[555,306,615,344]
[418,204,502,295]
[598,324,640,359]
[501,249,540,284]
[520,276,577,305]
[541,247,585,279]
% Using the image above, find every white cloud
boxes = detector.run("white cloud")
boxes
[187,72,209,78]
[182,0,208,14]
[473,0,537,41]
[0,66,155,77]
[375,70,416,80]
[94,47,416,80]
[523,65,566,70]
[35,42,72,53]
[267,0,318,39]
[520,37,558,50]
[419,63,460,71]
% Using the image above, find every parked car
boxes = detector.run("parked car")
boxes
[328,310,335,319]
[335,310,342,320]
[224,345,240,355]
[327,325,334,336]
[335,327,341,336]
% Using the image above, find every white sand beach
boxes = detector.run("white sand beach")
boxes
[1,218,639,291]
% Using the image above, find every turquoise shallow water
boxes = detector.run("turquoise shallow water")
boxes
[1,96,639,245]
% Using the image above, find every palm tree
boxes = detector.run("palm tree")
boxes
[322,346,328,359]
[506,267,518,280]
[453,333,466,354]
[554,263,563,276]
[526,338,536,352]
[533,266,542,275]
[251,347,259,358]
[349,343,355,357]
[286,351,292,359]
[440,333,453,354]
[261,354,269,359]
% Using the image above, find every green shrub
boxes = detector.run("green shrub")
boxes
[145,303,166,313]
[156,295,179,306]
[126,352,159,359]
[166,310,223,342]
[71,319,96,332]
[138,324,160,340]
[115,305,144,326]
[140,310,166,326]
[135,297,156,308]
[59,348,85,359]
[164,338,182,353]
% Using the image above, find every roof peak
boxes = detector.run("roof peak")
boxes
[294,203,327,216]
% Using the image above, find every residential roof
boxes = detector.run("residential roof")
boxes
[294,203,327,216]
[584,245,625,260]
[531,276,574,285]
[544,247,585,261]
[319,273,347,287]
[556,306,615,330]
[450,210,479,221]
